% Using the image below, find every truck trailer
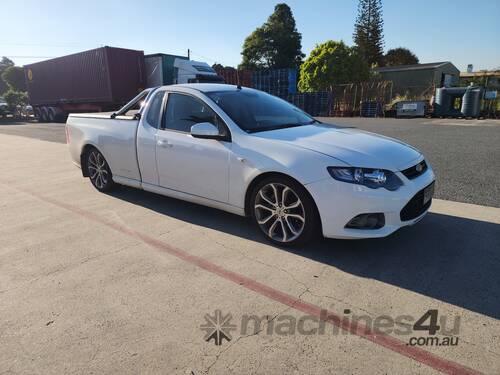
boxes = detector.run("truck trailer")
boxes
[25,47,224,122]
[24,46,146,122]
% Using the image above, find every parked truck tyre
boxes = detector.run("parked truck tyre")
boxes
[39,107,48,123]
[56,111,68,123]
[47,107,56,122]
[85,148,115,192]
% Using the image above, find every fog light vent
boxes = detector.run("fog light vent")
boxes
[345,213,385,229]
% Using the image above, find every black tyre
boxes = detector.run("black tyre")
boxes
[47,107,56,122]
[86,148,115,192]
[250,175,320,246]
[39,107,48,123]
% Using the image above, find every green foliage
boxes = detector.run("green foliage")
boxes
[240,3,304,70]
[212,63,225,71]
[353,0,384,67]
[0,56,14,71]
[0,56,15,95]
[3,89,28,110]
[384,47,419,66]
[1,66,27,91]
[298,41,370,92]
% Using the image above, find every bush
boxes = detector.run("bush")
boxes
[298,41,370,92]
[3,89,28,110]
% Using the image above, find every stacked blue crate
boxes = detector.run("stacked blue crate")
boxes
[252,68,297,98]
[360,101,382,117]
[304,92,331,116]
[285,91,331,116]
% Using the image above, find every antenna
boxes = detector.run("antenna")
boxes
[236,69,242,89]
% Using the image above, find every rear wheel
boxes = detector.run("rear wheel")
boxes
[251,176,320,246]
[86,148,114,192]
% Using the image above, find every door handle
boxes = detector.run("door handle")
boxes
[157,139,173,148]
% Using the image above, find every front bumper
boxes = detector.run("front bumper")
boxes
[306,166,435,239]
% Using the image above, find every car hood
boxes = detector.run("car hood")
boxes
[253,124,422,170]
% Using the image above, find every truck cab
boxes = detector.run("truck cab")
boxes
[145,53,223,87]
[174,59,224,84]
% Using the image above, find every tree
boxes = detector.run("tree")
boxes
[212,63,225,71]
[0,57,15,95]
[298,41,370,92]
[3,89,28,110]
[353,0,384,67]
[383,47,419,66]
[1,66,27,91]
[240,3,304,70]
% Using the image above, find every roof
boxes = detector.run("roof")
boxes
[375,62,453,73]
[145,53,188,59]
[460,70,500,78]
[169,83,250,93]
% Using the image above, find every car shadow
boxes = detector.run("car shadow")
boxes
[108,186,500,320]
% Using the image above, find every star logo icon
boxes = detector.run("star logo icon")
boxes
[200,310,237,346]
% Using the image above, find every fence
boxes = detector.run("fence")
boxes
[215,66,500,117]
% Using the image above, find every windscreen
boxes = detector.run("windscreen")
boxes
[206,89,315,133]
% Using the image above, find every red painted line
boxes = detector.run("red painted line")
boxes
[9,184,482,375]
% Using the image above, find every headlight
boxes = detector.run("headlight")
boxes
[327,167,403,191]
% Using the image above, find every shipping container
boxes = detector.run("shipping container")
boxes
[24,46,145,121]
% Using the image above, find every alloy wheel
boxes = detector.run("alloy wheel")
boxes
[88,150,109,189]
[254,183,306,243]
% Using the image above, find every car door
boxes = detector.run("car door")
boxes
[155,92,231,203]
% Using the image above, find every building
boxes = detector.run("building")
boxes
[459,70,500,89]
[374,62,460,98]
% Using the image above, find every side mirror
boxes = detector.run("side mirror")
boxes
[190,122,221,139]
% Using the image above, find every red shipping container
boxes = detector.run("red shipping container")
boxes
[24,46,145,107]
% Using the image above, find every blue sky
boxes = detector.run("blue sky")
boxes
[2,0,499,71]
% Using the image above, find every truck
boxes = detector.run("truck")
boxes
[24,47,223,123]
[66,83,434,246]
[24,46,146,122]
[144,53,223,87]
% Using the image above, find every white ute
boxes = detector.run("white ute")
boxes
[67,84,435,246]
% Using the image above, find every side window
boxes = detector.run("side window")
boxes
[145,90,166,128]
[164,93,224,133]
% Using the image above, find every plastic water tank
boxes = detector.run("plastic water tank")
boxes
[434,88,450,116]
[461,87,483,117]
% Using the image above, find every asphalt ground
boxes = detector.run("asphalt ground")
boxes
[318,117,500,208]
[0,120,499,374]
[1,117,499,207]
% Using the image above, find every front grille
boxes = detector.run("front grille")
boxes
[400,182,434,221]
[401,160,427,180]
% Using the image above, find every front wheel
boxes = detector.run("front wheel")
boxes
[251,176,320,246]
[86,148,114,192]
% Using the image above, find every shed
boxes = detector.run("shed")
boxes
[374,62,460,97]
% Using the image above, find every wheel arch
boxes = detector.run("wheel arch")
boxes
[80,143,100,177]
[244,171,321,222]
